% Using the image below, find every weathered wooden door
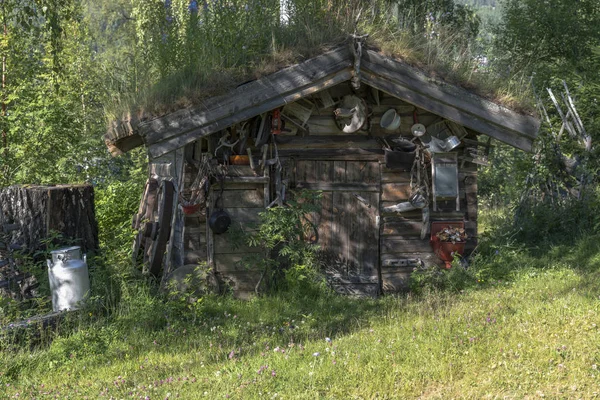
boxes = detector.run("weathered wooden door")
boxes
[295,160,380,296]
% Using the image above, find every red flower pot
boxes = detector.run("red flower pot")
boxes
[182,203,202,215]
[432,241,466,269]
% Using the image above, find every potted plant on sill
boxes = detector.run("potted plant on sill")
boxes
[433,226,467,269]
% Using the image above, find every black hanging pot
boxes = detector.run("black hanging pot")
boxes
[209,196,231,234]
[209,209,231,234]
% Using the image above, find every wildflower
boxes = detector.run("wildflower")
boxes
[228,351,235,359]
[271,370,276,377]
[593,364,598,370]
[313,352,320,357]
[325,337,331,343]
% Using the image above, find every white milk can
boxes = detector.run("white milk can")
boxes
[47,246,90,312]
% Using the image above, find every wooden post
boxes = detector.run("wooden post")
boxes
[206,185,216,290]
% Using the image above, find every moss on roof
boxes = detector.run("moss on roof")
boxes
[105,3,537,131]
[108,40,536,130]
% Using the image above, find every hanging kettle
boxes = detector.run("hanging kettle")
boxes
[209,195,231,234]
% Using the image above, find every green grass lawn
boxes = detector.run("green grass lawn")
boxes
[2,237,600,399]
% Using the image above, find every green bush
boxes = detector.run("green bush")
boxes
[243,190,329,295]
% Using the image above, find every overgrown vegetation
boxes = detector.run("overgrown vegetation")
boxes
[1,0,600,397]
[103,0,537,121]
[2,217,600,397]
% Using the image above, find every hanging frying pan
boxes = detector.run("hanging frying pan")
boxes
[209,195,231,234]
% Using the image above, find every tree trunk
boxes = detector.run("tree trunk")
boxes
[0,185,99,253]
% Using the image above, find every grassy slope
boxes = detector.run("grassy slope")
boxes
[2,235,599,399]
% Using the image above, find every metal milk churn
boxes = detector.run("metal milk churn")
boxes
[47,246,90,312]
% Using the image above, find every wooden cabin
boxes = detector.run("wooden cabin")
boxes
[105,43,540,298]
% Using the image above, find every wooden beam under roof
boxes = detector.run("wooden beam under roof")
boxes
[360,50,540,152]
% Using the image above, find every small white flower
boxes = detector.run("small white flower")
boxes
[325,337,331,343]
[313,352,320,357]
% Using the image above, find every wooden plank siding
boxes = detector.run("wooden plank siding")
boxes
[378,147,478,292]
[295,159,380,296]
[175,82,482,296]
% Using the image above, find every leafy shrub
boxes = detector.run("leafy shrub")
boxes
[242,190,328,295]
[512,195,600,246]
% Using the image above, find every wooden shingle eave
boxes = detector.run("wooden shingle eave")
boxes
[144,46,354,159]
[104,44,541,157]
[360,50,539,151]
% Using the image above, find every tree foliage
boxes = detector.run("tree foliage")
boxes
[0,0,141,186]
[478,0,600,209]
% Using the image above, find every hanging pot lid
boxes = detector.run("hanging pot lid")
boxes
[411,109,426,137]
[411,123,426,137]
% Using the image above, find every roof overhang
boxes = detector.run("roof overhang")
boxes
[105,44,540,158]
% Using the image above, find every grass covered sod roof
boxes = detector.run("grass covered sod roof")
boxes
[105,40,540,158]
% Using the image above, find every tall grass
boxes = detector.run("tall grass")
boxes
[2,239,599,398]
[106,0,535,122]
[2,183,599,397]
